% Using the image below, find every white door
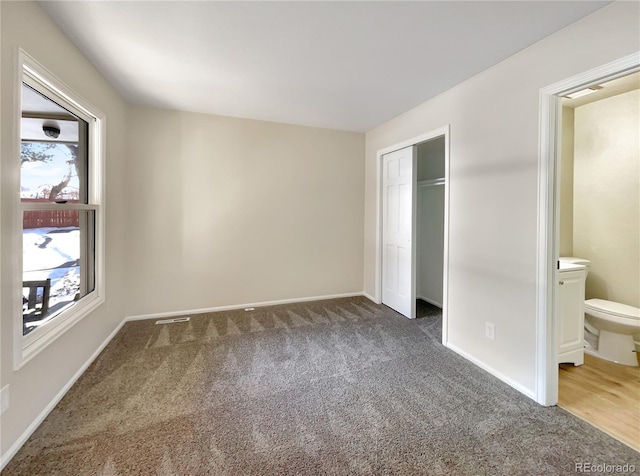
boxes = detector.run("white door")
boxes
[382,146,416,318]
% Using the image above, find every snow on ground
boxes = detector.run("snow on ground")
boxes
[23,226,80,314]
[23,226,79,271]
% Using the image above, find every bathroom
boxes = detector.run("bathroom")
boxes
[556,71,639,450]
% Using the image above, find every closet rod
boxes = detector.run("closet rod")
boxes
[418,178,445,188]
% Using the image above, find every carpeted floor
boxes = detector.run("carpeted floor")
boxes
[3,297,639,475]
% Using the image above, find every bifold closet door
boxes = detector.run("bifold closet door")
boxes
[382,146,416,318]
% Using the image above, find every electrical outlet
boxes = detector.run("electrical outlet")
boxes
[485,322,495,341]
[0,385,9,415]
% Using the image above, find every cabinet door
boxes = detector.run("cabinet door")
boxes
[557,270,585,362]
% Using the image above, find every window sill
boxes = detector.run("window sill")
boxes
[17,292,105,370]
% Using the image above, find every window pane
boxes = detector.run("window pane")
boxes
[22,210,95,336]
[21,83,89,204]
[21,142,82,202]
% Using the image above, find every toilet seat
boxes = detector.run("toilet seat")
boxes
[585,299,640,320]
[584,299,640,366]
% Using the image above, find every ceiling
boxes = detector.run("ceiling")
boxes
[39,1,609,132]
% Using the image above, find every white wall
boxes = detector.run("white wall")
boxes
[363,2,640,398]
[0,1,128,464]
[573,89,640,307]
[125,107,365,317]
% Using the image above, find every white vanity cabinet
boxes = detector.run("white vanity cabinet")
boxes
[557,264,586,365]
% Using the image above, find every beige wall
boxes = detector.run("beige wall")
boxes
[573,89,640,307]
[559,106,575,256]
[1,1,128,463]
[125,107,365,317]
[363,2,640,396]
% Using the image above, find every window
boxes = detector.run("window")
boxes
[15,52,105,366]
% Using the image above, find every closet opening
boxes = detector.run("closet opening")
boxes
[377,125,449,343]
[416,137,446,318]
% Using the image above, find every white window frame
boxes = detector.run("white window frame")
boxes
[12,50,106,369]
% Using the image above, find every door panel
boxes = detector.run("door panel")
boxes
[386,186,398,233]
[382,146,415,318]
[384,244,398,293]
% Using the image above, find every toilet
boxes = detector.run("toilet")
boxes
[584,299,640,367]
[560,256,640,367]
[559,257,591,277]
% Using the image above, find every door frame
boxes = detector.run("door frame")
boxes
[536,52,639,406]
[375,125,450,343]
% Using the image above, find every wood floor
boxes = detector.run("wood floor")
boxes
[559,353,640,452]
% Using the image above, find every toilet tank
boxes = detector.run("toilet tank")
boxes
[559,257,591,277]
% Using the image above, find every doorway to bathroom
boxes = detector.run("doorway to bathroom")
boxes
[377,126,450,343]
[537,53,640,450]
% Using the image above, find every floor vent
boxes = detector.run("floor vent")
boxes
[155,317,190,325]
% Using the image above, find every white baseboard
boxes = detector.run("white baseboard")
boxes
[446,342,537,401]
[0,319,126,471]
[362,292,378,304]
[125,292,365,322]
[417,295,442,308]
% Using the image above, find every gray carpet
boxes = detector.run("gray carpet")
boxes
[3,297,639,475]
